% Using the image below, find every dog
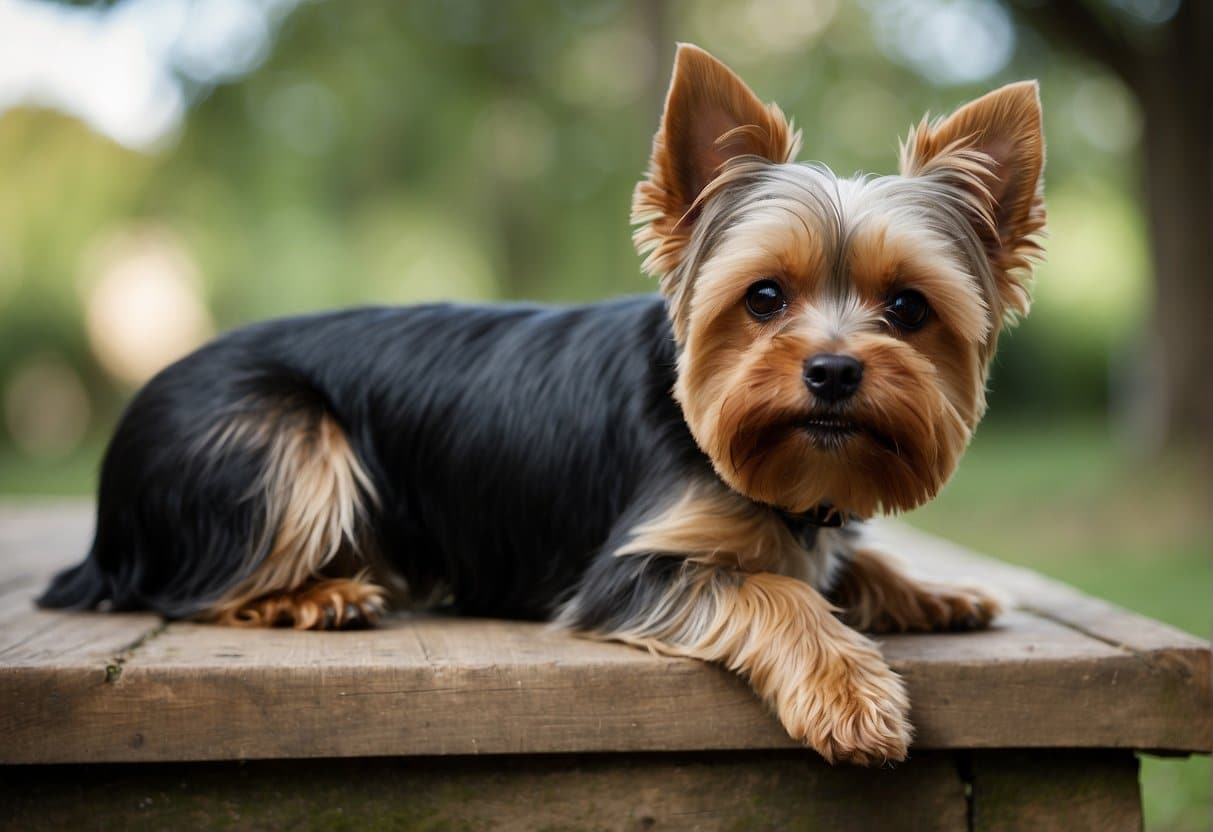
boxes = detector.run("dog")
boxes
[39,44,1045,765]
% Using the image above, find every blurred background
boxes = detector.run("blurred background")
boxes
[0,0,1207,826]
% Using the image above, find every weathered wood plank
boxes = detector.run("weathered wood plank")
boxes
[0,751,970,832]
[1,616,791,763]
[890,613,1209,753]
[0,501,159,673]
[0,608,159,668]
[970,750,1143,832]
[0,499,92,584]
[1,501,1209,764]
[1,608,1204,763]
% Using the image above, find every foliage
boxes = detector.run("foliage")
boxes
[0,0,1155,459]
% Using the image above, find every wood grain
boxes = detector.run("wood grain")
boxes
[2,751,969,832]
[1,501,1209,764]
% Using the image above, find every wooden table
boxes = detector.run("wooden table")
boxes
[2,501,1208,830]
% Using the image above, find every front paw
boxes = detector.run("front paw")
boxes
[779,639,912,766]
[906,582,1003,632]
[835,549,1006,634]
[854,580,1004,634]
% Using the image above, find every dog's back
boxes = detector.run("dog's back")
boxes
[38,295,701,624]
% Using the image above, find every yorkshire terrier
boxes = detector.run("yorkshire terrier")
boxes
[40,44,1045,765]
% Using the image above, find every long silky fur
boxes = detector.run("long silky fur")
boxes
[38,298,712,620]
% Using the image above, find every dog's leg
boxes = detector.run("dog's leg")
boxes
[558,555,910,765]
[200,409,386,630]
[831,548,1002,633]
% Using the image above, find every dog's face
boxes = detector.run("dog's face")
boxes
[635,45,1045,517]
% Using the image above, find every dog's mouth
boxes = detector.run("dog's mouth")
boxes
[794,414,899,455]
[796,415,859,449]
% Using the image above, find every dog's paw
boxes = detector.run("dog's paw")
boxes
[857,580,1003,634]
[291,579,388,630]
[909,582,1003,632]
[220,578,387,630]
[779,637,912,766]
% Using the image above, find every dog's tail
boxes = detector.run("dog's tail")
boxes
[37,550,110,610]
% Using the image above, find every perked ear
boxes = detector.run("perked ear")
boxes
[633,44,800,296]
[899,82,1046,319]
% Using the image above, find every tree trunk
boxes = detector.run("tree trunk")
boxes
[1133,0,1211,456]
[1008,1,1211,458]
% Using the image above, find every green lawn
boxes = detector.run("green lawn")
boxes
[0,442,105,496]
[907,422,1211,832]
[3,421,1209,829]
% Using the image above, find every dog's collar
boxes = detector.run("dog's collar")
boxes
[780,502,849,531]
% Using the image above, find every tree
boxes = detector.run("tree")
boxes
[1008,0,1211,453]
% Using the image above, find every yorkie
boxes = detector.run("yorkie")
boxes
[41,44,1045,765]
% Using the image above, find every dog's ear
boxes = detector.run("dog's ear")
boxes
[633,44,799,325]
[899,82,1046,319]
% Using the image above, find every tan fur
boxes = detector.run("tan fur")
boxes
[617,481,798,572]
[665,182,994,516]
[675,262,977,516]
[203,408,383,626]
[844,218,991,345]
[833,548,1003,633]
[216,575,386,630]
[616,480,839,587]
[899,81,1047,320]
[632,43,800,335]
[577,566,911,765]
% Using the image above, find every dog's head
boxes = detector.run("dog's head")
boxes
[635,45,1045,518]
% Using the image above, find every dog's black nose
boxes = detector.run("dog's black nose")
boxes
[804,354,863,402]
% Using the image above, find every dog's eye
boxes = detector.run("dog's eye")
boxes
[745,280,787,320]
[885,290,930,331]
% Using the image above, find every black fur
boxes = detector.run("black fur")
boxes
[38,294,716,622]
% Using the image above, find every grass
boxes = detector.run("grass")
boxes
[906,421,1211,832]
[2,420,1209,828]
[0,443,103,496]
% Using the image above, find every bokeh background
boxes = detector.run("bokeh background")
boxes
[0,0,1208,827]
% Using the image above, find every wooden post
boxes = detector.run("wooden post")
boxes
[969,750,1143,832]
